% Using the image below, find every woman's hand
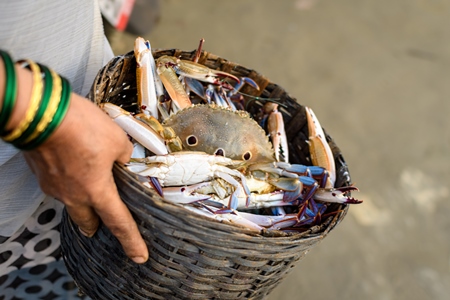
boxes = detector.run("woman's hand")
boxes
[23,93,149,264]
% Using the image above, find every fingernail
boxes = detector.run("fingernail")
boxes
[132,256,147,264]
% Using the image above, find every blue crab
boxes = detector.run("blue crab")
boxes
[99,37,362,230]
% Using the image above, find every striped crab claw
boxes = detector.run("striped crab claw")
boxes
[305,106,336,188]
[314,186,362,204]
[100,103,168,156]
[100,102,184,154]
[134,37,165,119]
[264,102,289,163]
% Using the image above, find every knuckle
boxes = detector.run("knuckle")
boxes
[108,222,134,241]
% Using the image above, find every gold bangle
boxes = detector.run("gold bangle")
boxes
[24,68,62,143]
[2,60,43,142]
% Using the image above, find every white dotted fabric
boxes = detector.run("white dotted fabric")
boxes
[0,197,90,299]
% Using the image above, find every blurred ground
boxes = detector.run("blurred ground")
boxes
[107,0,450,299]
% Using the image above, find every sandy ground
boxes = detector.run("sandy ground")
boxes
[107,1,450,299]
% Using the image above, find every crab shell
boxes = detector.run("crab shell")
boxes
[162,104,275,163]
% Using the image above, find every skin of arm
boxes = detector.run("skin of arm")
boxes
[0,59,149,264]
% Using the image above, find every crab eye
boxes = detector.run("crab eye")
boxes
[242,151,252,161]
[186,135,198,146]
[215,148,225,156]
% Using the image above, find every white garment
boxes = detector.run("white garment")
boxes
[0,0,113,237]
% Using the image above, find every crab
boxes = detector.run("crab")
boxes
[101,103,360,215]
[99,37,362,230]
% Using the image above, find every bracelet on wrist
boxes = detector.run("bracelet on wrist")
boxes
[2,59,44,142]
[11,62,54,147]
[19,74,71,150]
[0,50,18,135]
[0,52,72,150]
[15,64,62,147]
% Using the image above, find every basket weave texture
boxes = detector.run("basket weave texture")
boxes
[60,49,352,300]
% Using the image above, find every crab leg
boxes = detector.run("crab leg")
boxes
[238,211,298,229]
[305,106,336,187]
[211,86,236,110]
[205,84,214,104]
[134,37,164,118]
[184,77,206,99]
[100,103,168,155]
[192,38,205,63]
[161,182,213,204]
[135,113,183,152]
[156,57,192,111]
[168,56,240,87]
[156,55,242,112]
[183,205,264,231]
[179,176,361,211]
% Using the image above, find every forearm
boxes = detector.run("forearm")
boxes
[1,53,147,263]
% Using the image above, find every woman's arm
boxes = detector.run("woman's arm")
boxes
[0,58,148,264]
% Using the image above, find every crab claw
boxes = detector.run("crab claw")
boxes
[180,63,240,88]
[313,186,362,204]
[156,57,193,111]
[134,37,164,118]
[156,55,240,112]
[265,102,289,163]
[100,103,168,155]
[135,113,183,152]
[305,106,336,188]
[161,183,212,204]
[228,76,260,97]
[159,55,239,87]
[240,77,260,90]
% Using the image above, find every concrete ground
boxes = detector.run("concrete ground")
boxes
[107,1,450,299]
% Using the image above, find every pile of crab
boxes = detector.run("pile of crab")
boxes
[101,38,362,233]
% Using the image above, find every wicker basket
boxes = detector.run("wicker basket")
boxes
[60,49,352,300]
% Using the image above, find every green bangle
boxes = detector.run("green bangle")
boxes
[21,75,71,150]
[2,59,43,142]
[0,50,18,135]
[13,63,53,147]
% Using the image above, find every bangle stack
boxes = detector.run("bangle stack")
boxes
[0,50,18,136]
[0,50,72,150]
